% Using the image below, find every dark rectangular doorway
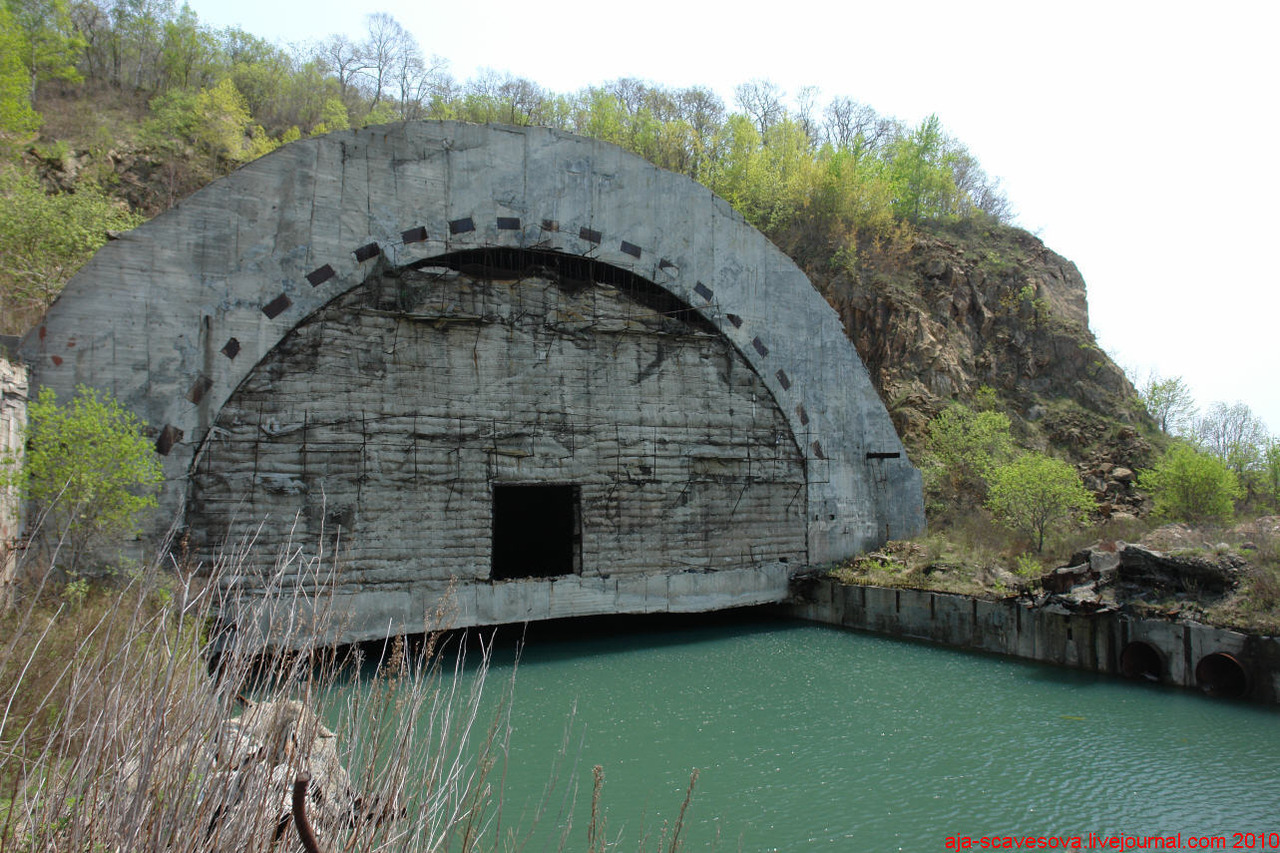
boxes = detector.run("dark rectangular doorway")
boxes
[491,484,581,580]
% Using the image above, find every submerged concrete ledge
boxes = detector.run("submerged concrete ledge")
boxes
[786,578,1280,705]
[233,563,794,648]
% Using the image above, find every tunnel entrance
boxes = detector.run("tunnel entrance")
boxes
[491,484,581,580]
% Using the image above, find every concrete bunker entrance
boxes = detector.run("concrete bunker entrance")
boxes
[22,122,925,639]
[188,247,809,600]
[491,483,581,580]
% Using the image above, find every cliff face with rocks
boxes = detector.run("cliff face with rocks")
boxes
[811,224,1138,432]
[797,221,1155,515]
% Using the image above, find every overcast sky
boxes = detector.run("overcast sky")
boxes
[185,0,1280,434]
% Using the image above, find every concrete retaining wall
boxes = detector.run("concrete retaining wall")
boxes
[787,579,1280,705]
[0,352,28,604]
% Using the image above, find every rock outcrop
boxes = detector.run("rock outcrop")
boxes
[1039,540,1244,613]
[802,224,1150,471]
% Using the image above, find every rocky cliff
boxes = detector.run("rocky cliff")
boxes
[796,221,1156,514]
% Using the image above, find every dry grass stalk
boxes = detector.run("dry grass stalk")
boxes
[0,530,510,852]
[0,526,702,852]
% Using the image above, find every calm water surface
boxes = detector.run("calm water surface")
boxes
[381,617,1280,850]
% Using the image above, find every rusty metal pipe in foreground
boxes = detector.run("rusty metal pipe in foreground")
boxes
[292,772,323,853]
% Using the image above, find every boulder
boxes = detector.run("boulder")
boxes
[108,699,364,850]
[1042,563,1091,594]
[1116,545,1242,595]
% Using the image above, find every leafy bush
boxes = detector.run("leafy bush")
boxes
[0,166,143,332]
[1138,443,1242,523]
[985,453,1095,553]
[1,384,163,571]
[925,402,1014,499]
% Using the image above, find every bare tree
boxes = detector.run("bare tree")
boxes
[605,77,647,115]
[1197,401,1270,474]
[971,175,1014,222]
[793,85,821,145]
[70,0,111,83]
[316,34,370,102]
[676,86,725,140]
[948,147,1014,222]
[822,96,892,156]
[465,67,501,100]
[358,12,413,107]
[734,78,784,136]
[390,45,447,120]
[674,86,725,177]
[497,76,555,125]
[641,86,680,123]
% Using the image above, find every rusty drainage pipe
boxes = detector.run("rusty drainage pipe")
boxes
[1194,652,1250,699]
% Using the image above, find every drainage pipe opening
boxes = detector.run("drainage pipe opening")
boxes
[1194,652,1250,699]
[1119,641,1163,683]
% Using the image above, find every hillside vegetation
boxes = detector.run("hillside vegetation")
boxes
[0,0,1010,330]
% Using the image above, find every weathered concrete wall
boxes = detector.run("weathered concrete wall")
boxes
[23,122,923,563]
[22,122,927,640]
[789,580,1280,705]
[0,351,28,603]
[193,265,807,641]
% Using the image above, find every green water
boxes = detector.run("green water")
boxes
[375,616,1280,850]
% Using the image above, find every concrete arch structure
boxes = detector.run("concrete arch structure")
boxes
[23,121,922,640]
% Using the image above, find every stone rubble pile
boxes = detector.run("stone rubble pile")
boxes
[1038,539,1243,614]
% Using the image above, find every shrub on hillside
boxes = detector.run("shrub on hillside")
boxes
[1138,443,1242,523]
[985,453,1095,553]
[925,402,1014,500]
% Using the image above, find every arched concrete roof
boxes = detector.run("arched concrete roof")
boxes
[22,121,922,562]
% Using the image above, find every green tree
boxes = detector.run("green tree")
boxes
[1138,443,1242,523]
[3,0,84,102]
[925,402,1015,498]
[360,98,397,126]
[0,4,40,143]
[146,78,277,166]
[985,453,1095,553]
[887,114,956,222]
[703,115,820,235]
[1,385,163,571]
[574,88,628,146]
[158,3,219,91]
[193,77,277,162]
[808,145,895,239]
[1261,439,1280,511]
[309,96,349,135]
